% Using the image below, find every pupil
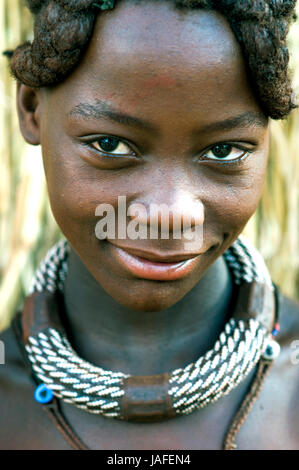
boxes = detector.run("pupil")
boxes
[99,137,119,152]
[212,144,232,158]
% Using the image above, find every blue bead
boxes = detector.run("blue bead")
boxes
[34,384,54,404]
[272,329,278,336]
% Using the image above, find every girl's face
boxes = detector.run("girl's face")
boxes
[19,1,270,311]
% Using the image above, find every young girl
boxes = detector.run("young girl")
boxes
[1,0,299,450]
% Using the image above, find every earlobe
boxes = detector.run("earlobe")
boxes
[17,83,42,146]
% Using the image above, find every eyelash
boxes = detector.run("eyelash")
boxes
[84,137,137,159]
[85,136,253,165]
[199,144,253,166]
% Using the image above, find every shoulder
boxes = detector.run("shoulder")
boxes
[271,289,299,393]
[274,289,299,386]
[0,315,69,449]
[0,316,39,449]
[279,291,299,340]
[277,289,299,361]
[238,290,299,449]
[0,315,29,384]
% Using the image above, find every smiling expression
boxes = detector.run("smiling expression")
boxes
[21,1,270,311]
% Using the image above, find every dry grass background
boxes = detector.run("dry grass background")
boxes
[0,0,299,331]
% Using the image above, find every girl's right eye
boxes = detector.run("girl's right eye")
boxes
[91,136,135,157]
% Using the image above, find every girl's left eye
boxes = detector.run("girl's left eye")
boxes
[91,136,134,156]
[202,143,249,161]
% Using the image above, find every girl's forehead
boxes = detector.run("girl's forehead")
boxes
[47,1,264,125]
[93,1,235,54]
[86,2,238,70]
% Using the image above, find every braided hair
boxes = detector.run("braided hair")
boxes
[7,0,298,119]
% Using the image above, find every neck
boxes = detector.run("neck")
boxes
[62,248,235,375]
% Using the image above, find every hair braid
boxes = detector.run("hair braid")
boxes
[10,0,96,87]
[216,0,298,119]
[8,0,298,119]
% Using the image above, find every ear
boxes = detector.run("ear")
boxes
[17,83,43,146]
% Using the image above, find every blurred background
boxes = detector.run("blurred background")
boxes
[0,0,299,331]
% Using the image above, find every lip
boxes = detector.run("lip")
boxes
[109,243,203,281]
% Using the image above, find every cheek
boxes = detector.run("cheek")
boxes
[208,156,268,232]
[41,142,119,244]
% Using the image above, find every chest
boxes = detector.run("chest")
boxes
[1,352,298,450]
[52,361,299,450]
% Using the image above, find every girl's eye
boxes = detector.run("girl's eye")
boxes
[202,144,248,161]
[91,136,133,156]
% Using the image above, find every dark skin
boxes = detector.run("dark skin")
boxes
[1,1,298,449]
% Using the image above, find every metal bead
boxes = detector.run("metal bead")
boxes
[262,338,280,360]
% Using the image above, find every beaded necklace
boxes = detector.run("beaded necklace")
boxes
[14,235,281,449]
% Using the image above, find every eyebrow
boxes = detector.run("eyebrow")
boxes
[197,111,268,135]
[69,100,158,134]
[69,100,268,135]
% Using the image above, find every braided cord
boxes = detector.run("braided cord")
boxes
[169,318,268,414]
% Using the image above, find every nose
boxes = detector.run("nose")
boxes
[127,189,205,233]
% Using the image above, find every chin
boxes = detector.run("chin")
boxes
[115,295,183,313]
[95,273,201,313]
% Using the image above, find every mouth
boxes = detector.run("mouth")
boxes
[109,243,204,281]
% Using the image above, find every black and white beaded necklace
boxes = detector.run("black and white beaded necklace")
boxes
[24,235,280,422]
